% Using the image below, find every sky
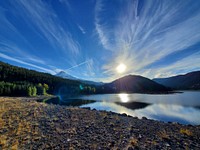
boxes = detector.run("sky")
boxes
[0,0,200,82]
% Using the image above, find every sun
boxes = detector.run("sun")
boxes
[116,63,127,73]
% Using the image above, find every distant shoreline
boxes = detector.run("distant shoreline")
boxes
[0,90,180,98]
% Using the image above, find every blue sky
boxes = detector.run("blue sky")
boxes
[0,0,200,82]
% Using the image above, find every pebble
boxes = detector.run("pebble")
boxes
[165,143,170,147]
[128,147,134,150]
[121,113,127,117]
[142,117,147,120]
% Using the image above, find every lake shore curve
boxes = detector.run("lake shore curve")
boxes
[0,97,199,149]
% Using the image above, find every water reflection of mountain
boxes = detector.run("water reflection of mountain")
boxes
[115,101,151,110]
[194,106,200,110]
[43,97,96,106]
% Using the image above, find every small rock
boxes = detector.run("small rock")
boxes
[83,107,90,110]
[165,143,170,147]
[142,116,147,120]
[128,147,134,150]
[133,116,138,119]
[109,141,115,147]
[110,124,114,127]
[121,113,127,117]
[187,124,193,127]
[103,116,108,120]
[172,122,179,125]
[139,134,142,139]
[116,120,120,124]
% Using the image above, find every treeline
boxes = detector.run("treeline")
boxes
[0,61,97,96]
[0,81,49,96]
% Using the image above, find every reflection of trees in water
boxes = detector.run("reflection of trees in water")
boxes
[44,96,151,110]
[194,106,200,110]
[43,97,96,107]
[115,101,151,110]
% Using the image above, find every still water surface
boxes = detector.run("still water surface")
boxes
[47,91,200,125]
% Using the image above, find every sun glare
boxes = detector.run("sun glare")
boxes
[118,93,129,103]
[116,63,126,73]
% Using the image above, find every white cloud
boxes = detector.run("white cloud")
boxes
[95,0,200,81]
[94,0,114,50]
[148,52,200,79]
[13,0,80,55]
[135,104,200,124]
[0,53,55,74]
[85,59,95,76]
[0,0,84,76]
[0,39,49,65]
[78,24,86,34]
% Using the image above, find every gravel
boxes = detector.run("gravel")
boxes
[0,97,200,150]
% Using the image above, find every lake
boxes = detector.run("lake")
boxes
[46,91,200,125]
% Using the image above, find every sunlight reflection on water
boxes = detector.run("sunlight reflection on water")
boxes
[79,91,200,125]
[118,93,129,103]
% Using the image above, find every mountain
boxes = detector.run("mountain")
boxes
[0,61,171,96]
[81,80,104,86]
[56,71,104,86]
[0,61,92,96]
[96,75,170,94]
[55,71,78,80]
[153,71,200,90]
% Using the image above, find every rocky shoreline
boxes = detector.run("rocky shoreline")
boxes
[0,97,200,149]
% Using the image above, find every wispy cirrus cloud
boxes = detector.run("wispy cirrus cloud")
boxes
[0,53,55,74]
[77,24,86,34]
[1,0,200,82]
[10,0,80,55]
[144,52,200,79]
[0,37,49,68]
[94,0,114,50]
[0,36,55,74]
[65,58,96,78]
[85,59,95,76]
[95,0,200,81]
[0,0,83,75]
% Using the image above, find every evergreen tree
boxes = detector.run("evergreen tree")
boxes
[42,88,46,95]
[0,61,95,96]
[43,83,49,91]
[37,83,43,95]
[32,86,37,96]
[43,83,49,95]
[27,87,32,96]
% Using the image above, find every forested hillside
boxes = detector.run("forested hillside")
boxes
[0,61,95,96]
[153,71,200,90]
[0,61,172,96]
[96,75,170,94]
